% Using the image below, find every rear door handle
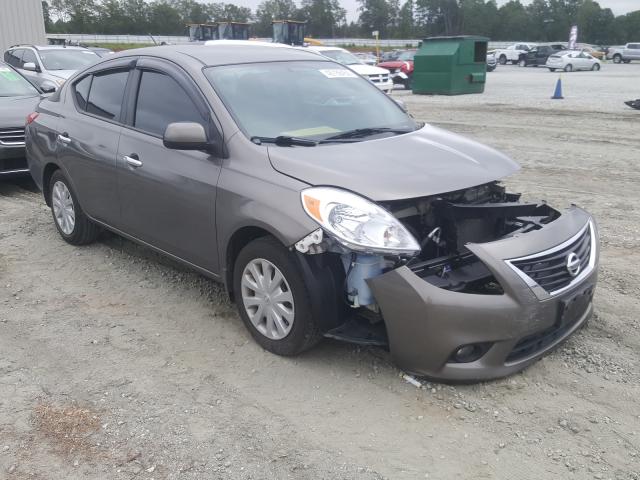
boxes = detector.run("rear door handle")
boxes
[57,133,71,144]
[124,155,143,168]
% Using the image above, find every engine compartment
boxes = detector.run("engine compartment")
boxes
[380,181,560,294]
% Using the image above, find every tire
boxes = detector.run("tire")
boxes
[623,60,631,64]
[564,64,573,72]
[499,54,507,65]
[518,59,526,67]
[592,63,600,71]
[549,68,556,72]
[48,170,100,245]
[403,77,412,90]
[613,54,621,64]
[233,236,323,356]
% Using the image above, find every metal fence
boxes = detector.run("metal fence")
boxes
[46,33,516,50]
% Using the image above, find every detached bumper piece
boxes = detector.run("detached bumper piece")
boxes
[367,206,598,382]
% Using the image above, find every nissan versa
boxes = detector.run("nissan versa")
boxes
[26,44,599,381]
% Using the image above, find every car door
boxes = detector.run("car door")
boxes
[57,58,134,226]
[628,44,640,60]
[116,58,221,273]
[537,47,550,65]
[21,49,44,87]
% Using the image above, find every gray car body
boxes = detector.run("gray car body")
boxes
[26,44,598,381]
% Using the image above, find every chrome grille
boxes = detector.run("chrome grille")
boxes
[0,127,26,146]
[367,74,390,84]
[507,221,595,296]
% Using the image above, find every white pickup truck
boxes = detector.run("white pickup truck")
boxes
[607,43,640,63]
[494,43,536,65]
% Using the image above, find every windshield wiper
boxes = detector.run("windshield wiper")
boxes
[251,135,317,147]
[321,127,413,142]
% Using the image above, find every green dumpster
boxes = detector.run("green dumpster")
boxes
[412,36,488,95]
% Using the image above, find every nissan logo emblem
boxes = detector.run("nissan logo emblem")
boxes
[566,252,581,277]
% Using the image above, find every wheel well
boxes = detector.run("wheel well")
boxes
[225,226,274,300]
[42,163,60,207]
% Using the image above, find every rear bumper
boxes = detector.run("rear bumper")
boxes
[367,206,598,382]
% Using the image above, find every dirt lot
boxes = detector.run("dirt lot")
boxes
[1,64,639,480]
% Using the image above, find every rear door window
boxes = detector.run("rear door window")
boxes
[22,49,38,67]
[86,70,129,121]
[133,70,205,137]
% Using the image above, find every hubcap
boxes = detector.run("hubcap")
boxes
[52,181,75,235]
[241,258,294,340]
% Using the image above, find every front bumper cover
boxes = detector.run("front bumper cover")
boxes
[367,206,598,382]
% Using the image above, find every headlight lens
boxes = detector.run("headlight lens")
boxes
[300,187,420,255]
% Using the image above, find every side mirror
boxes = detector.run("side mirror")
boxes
[40,81,57,93]
[163,122,211,151]
[23,62,39,72]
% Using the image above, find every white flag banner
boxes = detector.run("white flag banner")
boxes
[569,25,578,49]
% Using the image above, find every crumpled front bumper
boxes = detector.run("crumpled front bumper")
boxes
[367,206,599,382]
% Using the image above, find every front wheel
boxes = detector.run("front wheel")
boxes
[564,64,573,72]
[518,59,526,67]
[233,236,323,356]
[592,63,600,71]
[499,54,507,65]
[549,68,556,72]
[49,170,100,245]
[613,54,622,63]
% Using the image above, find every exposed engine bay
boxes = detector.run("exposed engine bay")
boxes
[380,181,560,295]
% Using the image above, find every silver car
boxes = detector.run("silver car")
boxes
[3,45,99,90]
[26,44,599,382]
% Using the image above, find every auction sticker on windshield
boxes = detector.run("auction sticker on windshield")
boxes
[320,69,358,79]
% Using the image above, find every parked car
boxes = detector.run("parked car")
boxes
[87,47,115,58]
[377,50,416,89]
[606,43,640,63]
[307,46,394,93]
[0,61,52,177]
[518,44,567,67]
[26,43,599,382]
[353,52,377,66]
[546,50,601,72]
[486,51,497,72]
[575,44,605,60]
[494,43,536,65]
[3,45,99,90]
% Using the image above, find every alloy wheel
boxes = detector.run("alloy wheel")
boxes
[52,181,75,235]
[241,258,295,340]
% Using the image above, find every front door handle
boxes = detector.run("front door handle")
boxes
[57,133,71,144]
[124,155,143,168]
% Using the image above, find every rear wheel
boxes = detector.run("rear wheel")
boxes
[564,64,573,72]
[623,59,631,64]
[518,59,526,67]
[233,236,323,356]
[49,170,100,245]
[549,68,556,72]
[592,63,600,71]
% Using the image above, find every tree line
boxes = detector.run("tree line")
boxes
[43,0,640,45]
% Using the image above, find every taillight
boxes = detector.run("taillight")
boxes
[26,112,39,125]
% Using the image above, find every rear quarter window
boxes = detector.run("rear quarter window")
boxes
[73,75,92,110]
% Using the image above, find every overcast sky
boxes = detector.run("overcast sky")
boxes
[202,0,638,22]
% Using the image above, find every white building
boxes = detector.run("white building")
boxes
[0,0,47,53]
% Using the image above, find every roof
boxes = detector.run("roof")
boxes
[109,43,329,67]
[9,44,89,51]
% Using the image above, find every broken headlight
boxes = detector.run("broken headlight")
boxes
[300,187,420,256]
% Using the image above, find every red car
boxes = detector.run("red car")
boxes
[377,50,416,89]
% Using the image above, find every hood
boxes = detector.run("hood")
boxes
[0,95,41,128]
[348,64,391,76]
[268,125,520,201]
[48,70,77,80]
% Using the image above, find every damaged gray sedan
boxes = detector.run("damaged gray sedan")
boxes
[26,43,598,382]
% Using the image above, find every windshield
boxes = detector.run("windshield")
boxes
[319,50,362,66]
[205,61,416,142]
[0,66,38,97]
[398,51,415,61]
[39,49,99,71]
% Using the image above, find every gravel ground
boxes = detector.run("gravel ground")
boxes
[1,63,639,480]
